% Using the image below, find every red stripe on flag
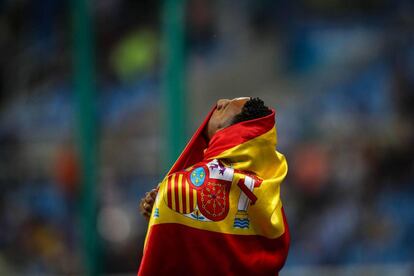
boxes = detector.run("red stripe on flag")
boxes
[138,208,290,276]
[174,174,180,211]
[182,178,187,213]
[167,176,172,208]
[189,184,194,211]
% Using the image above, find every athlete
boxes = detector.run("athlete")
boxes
[138,97,289,275]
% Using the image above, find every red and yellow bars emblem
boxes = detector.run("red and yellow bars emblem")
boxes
[165,173,196,214]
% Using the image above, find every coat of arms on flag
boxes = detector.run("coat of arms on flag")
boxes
[163,159,234,222]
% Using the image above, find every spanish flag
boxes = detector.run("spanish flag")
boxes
[138,107,289,275]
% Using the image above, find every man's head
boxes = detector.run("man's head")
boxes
[206,97,272,140]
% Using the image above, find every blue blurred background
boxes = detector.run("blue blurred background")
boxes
[0,0,413,275]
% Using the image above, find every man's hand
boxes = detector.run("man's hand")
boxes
[139,188,158,220]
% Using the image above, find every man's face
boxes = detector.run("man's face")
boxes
[206,97,250,140]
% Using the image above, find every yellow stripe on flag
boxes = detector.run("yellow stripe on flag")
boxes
[171,175,176,210]
[178,174,183,213]
[185,179,190,213]
[193,189,197,209]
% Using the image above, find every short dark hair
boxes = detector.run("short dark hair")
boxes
[232,97,272,124]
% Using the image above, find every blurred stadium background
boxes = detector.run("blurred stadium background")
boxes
[0,0,413,275]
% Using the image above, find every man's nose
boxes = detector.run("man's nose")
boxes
[216,99,230,110]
